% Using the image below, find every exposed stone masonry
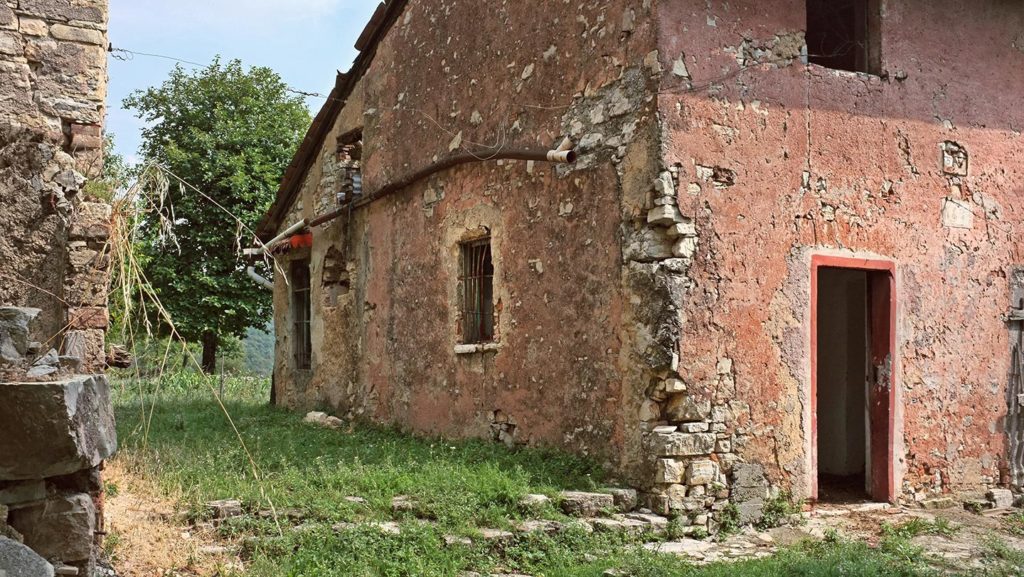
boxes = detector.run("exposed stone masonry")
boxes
[0,1,112,575]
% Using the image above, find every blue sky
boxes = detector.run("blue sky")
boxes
[107,0,379,163]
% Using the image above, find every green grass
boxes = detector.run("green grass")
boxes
[110,374,1013,577]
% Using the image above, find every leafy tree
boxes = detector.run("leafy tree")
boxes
[125,58,309,373]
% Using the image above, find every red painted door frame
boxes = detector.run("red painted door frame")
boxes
[810,255,897,503]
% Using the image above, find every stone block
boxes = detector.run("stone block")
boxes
[67,307,107,330]
[69,202,111,240]
[664,395,710,423]
[736,500,764,525]
[672,236,698,259]
[665,221,696,238]
[679,422,709,433]
[0,4,13,29]
[18,18,48,36]
[18,0,105,23]
[651,432,716,457]
[639,399,660,422]
[70,132,102,150]
[0,536,54,576]
[61,330,105,371]
[559,491,614,517]
[647,205,683,227]
[49,24,103,45]
[665,484,688,510]
[67,247,104,273]
[624,228,673,261]
[9,493,96,563]
[653,171,675,196]
[603,488,638,512]
[686,460,718,486]
[0,480,45,507]
[0,30,22,56]
[663,378,686,394]
[0,307,41,364]
[0,376,117,480]
[519,494,550,509]
[656,458,684,484]
[731,463,767,503]
[63,271,109,306]
[987,489,1014,510]
[207,499,242,519]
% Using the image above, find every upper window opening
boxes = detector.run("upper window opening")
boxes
[291,259,312,370]
[459,238,494,344]
[806,0,881,74]
[337,129,363,203]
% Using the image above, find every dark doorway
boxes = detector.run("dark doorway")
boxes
[812,256,896,503]
[816,268,869,502]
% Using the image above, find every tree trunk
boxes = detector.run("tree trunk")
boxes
[201,331,218,374]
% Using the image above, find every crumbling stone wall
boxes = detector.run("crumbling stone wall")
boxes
[0,0,110,372]
[0,0,112,574]
[655,0,1024,516]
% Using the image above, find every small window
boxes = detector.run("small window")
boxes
[806,0,880,74]
[337,129,363,204]
[459,238,494,344]
[291,260,312,370]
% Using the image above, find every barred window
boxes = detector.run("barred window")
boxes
[291,260,312,370]
[459,238,494,344]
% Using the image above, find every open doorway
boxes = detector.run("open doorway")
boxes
[811,256,895,503]
[816,268,869,501]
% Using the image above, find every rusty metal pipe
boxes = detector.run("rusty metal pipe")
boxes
[250,142,577,255]
[353,145,576,211]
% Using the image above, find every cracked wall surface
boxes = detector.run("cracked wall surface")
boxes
[656,0,1024,508]
[272,0,662,473]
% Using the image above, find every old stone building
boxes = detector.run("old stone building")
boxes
[258,0,1024,531]
[0,0,115,574]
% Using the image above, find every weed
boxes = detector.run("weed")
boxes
[881,517,960,541]
[1004,511,1024,536]
[664,514,689,541]
[717,502,741,537]
[102,530,123,564]
[755,491,801,530]
[103,480,120,498]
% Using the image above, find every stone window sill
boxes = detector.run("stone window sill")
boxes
[454,342,501,355]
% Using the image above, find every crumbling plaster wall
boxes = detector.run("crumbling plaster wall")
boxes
[0,0,110,370]
[272,0,666,472]
[655,0,1024,506]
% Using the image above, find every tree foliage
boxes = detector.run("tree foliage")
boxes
[124,58,309,372]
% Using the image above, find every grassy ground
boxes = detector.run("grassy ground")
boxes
[109,375,1018,577]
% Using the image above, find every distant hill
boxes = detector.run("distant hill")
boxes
[242,322,274,376]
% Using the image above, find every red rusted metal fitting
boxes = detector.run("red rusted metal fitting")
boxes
[290,233,314,249]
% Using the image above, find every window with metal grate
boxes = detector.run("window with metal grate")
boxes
[460,238,494,344]
[291,259,312,370]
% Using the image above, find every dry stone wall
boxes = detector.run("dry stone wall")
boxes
[0,1,112,575]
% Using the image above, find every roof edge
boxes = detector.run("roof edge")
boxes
[256,0,408,241]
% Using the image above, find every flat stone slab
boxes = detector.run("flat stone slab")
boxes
[559,491,615,517]
[0,375,117,480]
[0,536,54,577]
